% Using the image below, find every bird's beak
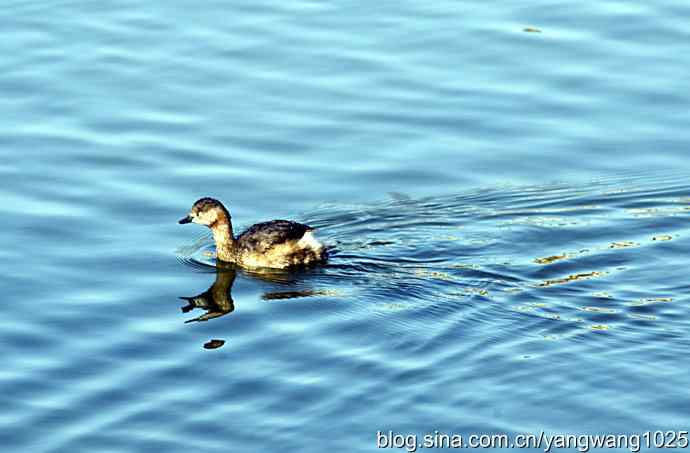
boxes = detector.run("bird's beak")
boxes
[179,215,192,224]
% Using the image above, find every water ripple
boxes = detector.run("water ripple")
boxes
[4,0,690,451]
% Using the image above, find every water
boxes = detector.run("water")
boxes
[2,1,690,452]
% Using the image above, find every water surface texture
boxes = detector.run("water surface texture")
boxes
[2,1,690,452]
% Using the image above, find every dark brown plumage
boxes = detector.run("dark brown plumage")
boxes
[237,220,312,254]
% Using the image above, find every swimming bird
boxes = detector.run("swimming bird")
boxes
[179,197,327,269]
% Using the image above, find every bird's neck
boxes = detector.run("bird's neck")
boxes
[210,216,236,262]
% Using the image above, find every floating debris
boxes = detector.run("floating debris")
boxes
[503,287,523,293]
[628,297,673,306]
[448,287,490,299]
[589,324,610,331]
[534,254,568,264]
[652,235,673,241]
[580,306,618,314]
[203,339,225,349]
[609,241,638,249]
[534,253,573,264]
[523,27,542,33]
[415,268,455,281]
[513,302,548,312]
[538,271,606,287]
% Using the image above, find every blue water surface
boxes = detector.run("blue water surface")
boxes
[1,1,690,452]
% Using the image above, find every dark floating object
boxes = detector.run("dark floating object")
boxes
[203,339,225,349]
[523,27,542,33]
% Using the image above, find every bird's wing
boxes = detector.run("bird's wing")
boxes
[237,220,311,253]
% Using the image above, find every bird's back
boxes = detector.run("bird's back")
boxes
[237,220,312,254]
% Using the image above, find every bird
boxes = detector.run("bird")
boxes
[179,197,327,269]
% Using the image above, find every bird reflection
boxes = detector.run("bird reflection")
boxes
[178,262,328,349]
[179,265,237,323]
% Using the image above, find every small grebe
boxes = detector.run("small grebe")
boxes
[179,197,327,269]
